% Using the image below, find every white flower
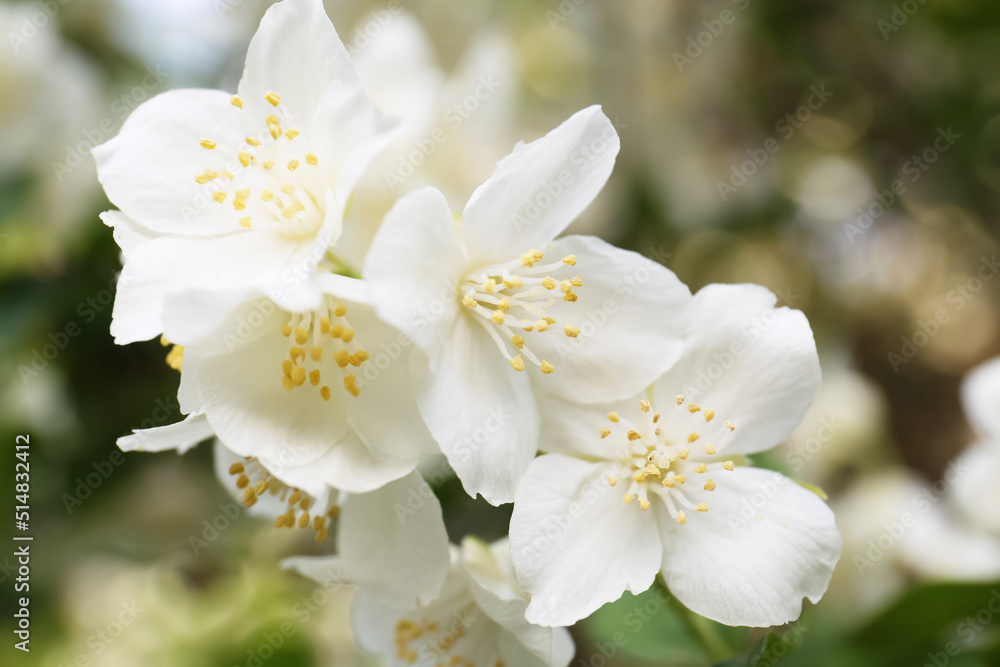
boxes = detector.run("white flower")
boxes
[291,537,574,667]
[950,356,1000,537]
[93,0,400,344]
[509,284,842,628]
[118,418,449,609]
[363,106,694,504]
[124,276,439,493]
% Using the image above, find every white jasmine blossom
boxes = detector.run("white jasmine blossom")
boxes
[288,537,574,667]
[363,106,694,504]
[509,284,842,628]
[93,0,400,344]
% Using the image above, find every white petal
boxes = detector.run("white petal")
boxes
[100,210,155,258]
[281,555,352,588]
[311,82,403,201]
[259,429,415,496]
[194,315,351,464]
[949,444,1000,537]
[111,231,297,344]
[511,455,662,627]
[461,538,574,667]
[363,187,466,361]
[342,305,440,459]
[535,390,645,459]
[117,413,213,453]
[410,316,539,505]
[527,235,694,404]
[338,471,450,608]
[93,89,245,236]
[653,283,821,456]
[238,0,358,126]
[461,106,620,264]
[961,355,1000,444]
[657,466,841,627]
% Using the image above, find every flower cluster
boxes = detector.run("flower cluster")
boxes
[95,0,842,661]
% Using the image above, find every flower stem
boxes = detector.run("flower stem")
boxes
[658,577,732,664]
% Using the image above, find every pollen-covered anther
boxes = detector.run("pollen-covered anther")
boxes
[687,432,700,443]
[623,494,636,505]
[520,249,545,266]
[627,430,642,441]
[562,255,577,266]
[265,91,281,106]
[638,497,651,510]
[541,361,555,374]
[510,355,525,372]
[704,409,715,422]
[200,139,216,150]
[723,461,735,471]
[607,474,618,486]
[231,95,244,108]
[600,427,611,439]
[608,412,620,423]
[705,479,716,491]
[639,400,651,413]
[675,511,687,525]
[726,420,735,431]
[687,402,700,413]
[693,463,708,473]
[676,395,685,405]
[564,324,580,338]
[696,502,709,512]
[704,443,717,455]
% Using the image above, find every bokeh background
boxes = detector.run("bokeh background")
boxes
[2,0,1000,665]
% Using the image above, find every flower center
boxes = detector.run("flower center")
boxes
[227,459,339,542]
[394,605,492,666]
[459,248,582,375]
[279,300,370,399]
[196,92,327,240]
[601,395,737,524]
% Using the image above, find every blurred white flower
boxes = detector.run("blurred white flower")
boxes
[363,106,694,505]
[0,3,102,270]
[94,0,400,344]
[950,356,1000,537]
[341,537,574,667]
[831,468,1000,615]
[335,10,519,265]
[509,284,841,628]
[778,354,889,484]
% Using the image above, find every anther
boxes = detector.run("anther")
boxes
[200,139,216,150]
